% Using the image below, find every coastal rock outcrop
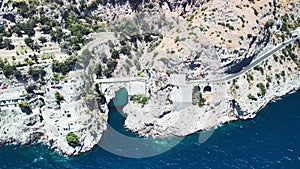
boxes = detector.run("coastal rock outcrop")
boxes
[0,0,299,156]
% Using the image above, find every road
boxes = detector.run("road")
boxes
[188,35,300,84]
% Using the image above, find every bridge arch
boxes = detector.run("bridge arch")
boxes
[203,85,212,92]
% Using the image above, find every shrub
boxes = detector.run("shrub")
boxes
[246,73,254,82]
[120,45,131,55]
[111,49,120,59]
[38,36,47,44]
[134,59,141,70]
[264,19,275,29]
[159,57,169,65]
[266,76,272,82]
[1,38,14,50]
[247,34,252,39]
[256,83,266,96]
[28,66,46,80]
[52,56,77,75]
[54,91,64,106]
[18,101,32,114]
[95,64,102,78]
[132,94,150,107]
[174,36,186,43]
[66,132,80,147]
[24,37,37,50]
[25,85,36,94]
[18,101,29,108]
[198,97,206,107]
[247,93,257,101]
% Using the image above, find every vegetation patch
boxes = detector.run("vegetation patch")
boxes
[131,94,150,107]
[256,83,266,96]
[192,86,206,107]
[247,93,257,101]
[66,132,80,147]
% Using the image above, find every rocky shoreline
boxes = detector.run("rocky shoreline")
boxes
[0,0,299,156]
[102,68,300,137]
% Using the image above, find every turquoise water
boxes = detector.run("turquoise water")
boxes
[0,90,299,168]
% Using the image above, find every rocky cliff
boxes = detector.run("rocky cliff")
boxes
[83,0,300,137]
[0,0,299,155]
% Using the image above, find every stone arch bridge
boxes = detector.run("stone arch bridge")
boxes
[94,77,148,96]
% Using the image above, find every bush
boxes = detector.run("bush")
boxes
[28,66,46,80]
[111,49,120,59]
[247,93,257,101]
[198,97,206,107]
[38,36,47,44]
[1,39,14,50]
[18,101,29,108]
[50,27,64,42]
[66,132,80,147]
[264,19,275,29]
[246,73,254,82]
[18,101,32,114]
[24,37,35,50]
[254,66,264,75]
[281,70,285,77]
[25,85,36,94]
[52,56,77,75]
[120,45,131,55]
[55,91,64,106]
[132,94,150,107]
[95,64,102,78]
[247,34,252,39]
[1,63,16,77]
[256,83,266,96]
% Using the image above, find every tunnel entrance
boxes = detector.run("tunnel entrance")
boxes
[203,85,212,92]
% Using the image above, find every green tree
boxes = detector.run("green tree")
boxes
[10,25,22,37]
[198,97,206,107]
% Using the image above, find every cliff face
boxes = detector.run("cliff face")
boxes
[85,0,300,137]
[0,71,108,156]
[0,0,299,155]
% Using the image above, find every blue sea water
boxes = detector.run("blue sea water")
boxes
[0,90,300,169]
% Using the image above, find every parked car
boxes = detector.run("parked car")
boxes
[50,85,63,89]
[1,85,8,89]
